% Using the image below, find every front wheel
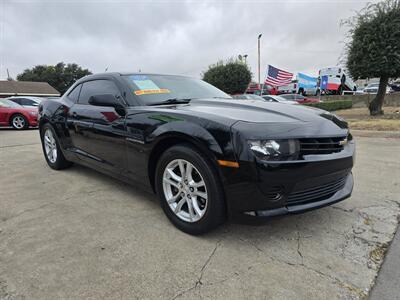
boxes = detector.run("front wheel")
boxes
[40,124,72,170]
[155,144,226,235]
[11,114,28,130]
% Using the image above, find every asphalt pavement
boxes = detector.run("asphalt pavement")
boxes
[0,129,399,299]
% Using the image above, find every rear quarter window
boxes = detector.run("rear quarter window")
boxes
[68,84,82,103]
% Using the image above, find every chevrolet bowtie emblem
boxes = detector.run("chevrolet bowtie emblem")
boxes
[339,138,348,146]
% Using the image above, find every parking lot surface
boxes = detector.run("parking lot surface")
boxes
[1,129,399,299]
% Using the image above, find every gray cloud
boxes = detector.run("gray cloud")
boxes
[0,0,376,80]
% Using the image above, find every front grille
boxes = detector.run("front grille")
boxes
[299,136,346,156]
[287,176,347,205]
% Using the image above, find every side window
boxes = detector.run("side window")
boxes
[20,98,36,106]
[11,98,21,105]
[79,80,121,105]
[67,84,82,103]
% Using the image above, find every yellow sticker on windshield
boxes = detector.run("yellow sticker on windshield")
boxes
[134,89,170,95]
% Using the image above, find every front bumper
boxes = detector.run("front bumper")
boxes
[235,173,353,224]
[221,141,355,224]
[28,116,38,127]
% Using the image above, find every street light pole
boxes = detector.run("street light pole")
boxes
[258,34,262,87]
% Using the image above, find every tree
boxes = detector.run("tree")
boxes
[202,59,252,94]
[345,0,400,115]
[17,62,92,95]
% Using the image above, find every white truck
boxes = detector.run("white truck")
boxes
[318,67,357,95]
[277,73,318,96]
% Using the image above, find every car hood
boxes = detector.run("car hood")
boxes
[177,98,342,124]
[129,98,348,137]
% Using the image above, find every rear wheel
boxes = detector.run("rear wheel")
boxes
[11,114,28,130]
[155,144,225,235]
[40,124,72,170]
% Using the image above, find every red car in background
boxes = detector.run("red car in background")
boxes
[246,82,278,95]
[279,94,320,104]
[0,99,38,129]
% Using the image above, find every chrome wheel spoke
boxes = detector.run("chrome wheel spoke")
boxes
[163,177,179,188]
[178,160,186,178]
[194,191,207,200]
[174,198,186,214]
[52,149,57,161]
[186,163,193,181]
[167,168,181,183]
[192,198,203,217]
[167,192,181,204]
[190,180,205,188]
[48,149,53,161]
[187,198,195,221]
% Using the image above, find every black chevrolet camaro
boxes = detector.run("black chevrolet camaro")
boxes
[38,73,355,235]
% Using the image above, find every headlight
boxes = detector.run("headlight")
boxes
[248,139,300,161]
[29,111,38,116]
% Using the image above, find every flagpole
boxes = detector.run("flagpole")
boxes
[258,34,262,88]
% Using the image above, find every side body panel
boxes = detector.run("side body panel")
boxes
[123,109,234,189]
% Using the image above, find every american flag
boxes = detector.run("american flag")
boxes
[264,65,293,87]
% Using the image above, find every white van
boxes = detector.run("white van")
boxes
[318,67,357,95]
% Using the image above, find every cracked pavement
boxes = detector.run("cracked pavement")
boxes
[0,129,399,299]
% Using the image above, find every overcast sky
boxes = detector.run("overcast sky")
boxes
[0,0,377,81]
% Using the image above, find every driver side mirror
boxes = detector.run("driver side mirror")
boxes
[88,94,125,116]
[88,94,123,109]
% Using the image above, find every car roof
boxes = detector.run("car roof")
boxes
[82,72,192,79]
[8,96,42,100]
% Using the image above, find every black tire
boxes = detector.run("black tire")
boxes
[10,114,29,130]
[155,144,226,235]
[40,123,72,170]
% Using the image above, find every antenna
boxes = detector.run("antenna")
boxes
[6,69,12,81]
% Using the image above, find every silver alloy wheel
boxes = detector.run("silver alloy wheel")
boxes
[162,159,208,223]
[44,128,58,163]
[12,116,25,129]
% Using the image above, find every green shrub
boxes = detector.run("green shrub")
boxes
[304,100,353,111]
[202,59,252,94]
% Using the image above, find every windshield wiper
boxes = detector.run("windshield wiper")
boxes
[149,98,192,106]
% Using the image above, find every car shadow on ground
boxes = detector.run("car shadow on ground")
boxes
[0,127,38,131]
[64,161,322,238]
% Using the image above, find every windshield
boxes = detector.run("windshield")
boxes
[274,96,289,102]
[124,74,231,105]
[246,94,264,100]
[0,99,22,108]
